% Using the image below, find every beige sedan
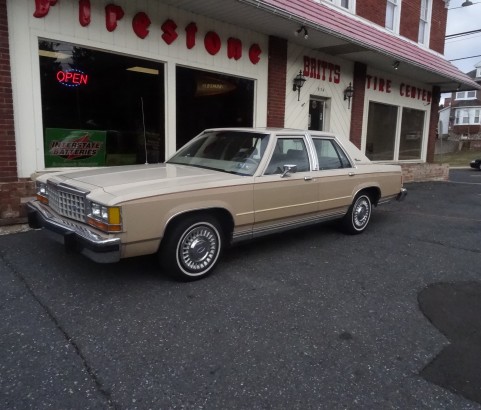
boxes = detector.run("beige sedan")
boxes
[28,128,406,281]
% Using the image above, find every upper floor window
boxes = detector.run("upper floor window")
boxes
[324,0,355,12]
[476,68,481,78]
[455,108,480,125]
[455,90,477,100]
[386,0,400,33]
[418,0,432,45]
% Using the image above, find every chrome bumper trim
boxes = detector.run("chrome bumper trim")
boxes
[27,201,121,263]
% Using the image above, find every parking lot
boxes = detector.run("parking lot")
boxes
[1,169,481,409]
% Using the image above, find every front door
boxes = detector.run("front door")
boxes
[308,99,325,131]
[253,136,318,231]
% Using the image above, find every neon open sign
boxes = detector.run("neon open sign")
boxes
[56,69,89,87]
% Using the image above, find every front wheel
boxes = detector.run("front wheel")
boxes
[342,193,372,234]
[159,215,223,281]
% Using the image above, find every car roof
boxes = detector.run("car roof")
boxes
[203,127,337,138]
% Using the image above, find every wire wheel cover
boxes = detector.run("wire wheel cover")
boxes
[178,223,219,273]
[353,196,370,229]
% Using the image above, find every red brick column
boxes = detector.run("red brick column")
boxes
[0,0,17,183]
[349,62,367,149]
[0,0,35,224]
[426,86,441,163]
[266,36,287,128]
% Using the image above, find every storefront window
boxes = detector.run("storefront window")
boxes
[176,67,254,148]
[399,108,424,160]
[365,102,397,161]
[39,39,165,167]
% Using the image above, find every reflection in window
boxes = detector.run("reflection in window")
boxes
[313,139,351,169]
[386,0,399,32]
[418,0,432,45]
[39,39,164,167]
[366,102,397,161]
[176,67,254,149]
[265,138,310,174]
[399,108,424,160]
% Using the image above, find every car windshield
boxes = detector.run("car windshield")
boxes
[167,130,270,176]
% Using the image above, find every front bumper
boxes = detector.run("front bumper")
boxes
[396,187,407,201]
[27,201,121,263]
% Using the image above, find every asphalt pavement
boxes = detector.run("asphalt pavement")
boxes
[1,168,481,409]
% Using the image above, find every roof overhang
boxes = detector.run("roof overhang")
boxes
[158,0,480,93]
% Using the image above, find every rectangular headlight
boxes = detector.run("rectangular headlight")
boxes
[88,201,122,232]
[36,182,49,204]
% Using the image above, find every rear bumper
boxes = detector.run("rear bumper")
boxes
[27,201,121,263]
[396,187,407,201]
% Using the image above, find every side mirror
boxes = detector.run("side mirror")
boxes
[281,164,297,178]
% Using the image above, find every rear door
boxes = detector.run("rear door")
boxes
[311,137,357,213]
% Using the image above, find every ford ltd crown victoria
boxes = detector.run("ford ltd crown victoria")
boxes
[28,128,407,281]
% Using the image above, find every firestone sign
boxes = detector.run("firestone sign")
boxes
[33,0,262,65]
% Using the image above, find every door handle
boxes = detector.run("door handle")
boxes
[304,176,313,181]
[348,172,355,177]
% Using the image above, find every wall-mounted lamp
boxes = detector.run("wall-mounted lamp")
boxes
[294,25,309,40]
[393,60,400,70]
[293,70,307,101]
[344,82,354,109]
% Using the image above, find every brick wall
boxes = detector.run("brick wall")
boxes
[266,36,287,128]
[430,0,447,54]
[0,0,36,224]
[0,0,16,184]
[349,62,367,149]
[401,163,449,182]
[400,0,420,43]
[356,1,385,27]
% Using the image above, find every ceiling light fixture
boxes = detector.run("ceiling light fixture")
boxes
[295,26,309,40]
[393,61,400,70]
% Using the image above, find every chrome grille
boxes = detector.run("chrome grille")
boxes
[47,181,88,222]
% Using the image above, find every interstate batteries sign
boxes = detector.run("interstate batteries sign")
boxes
[45,129,106,167]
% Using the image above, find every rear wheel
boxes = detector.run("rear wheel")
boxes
[159,215,223,281]
[342,193,372,234]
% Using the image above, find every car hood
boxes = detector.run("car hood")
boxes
[45,163,248,204]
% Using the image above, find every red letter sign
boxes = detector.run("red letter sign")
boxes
[33,0,58,18]
[204,31,221,56]
[185,22,197,49]
[161,19,178,45]
[132,12,151,39]
[105,4,124,32]
[227,38,242,60]
[79,0,91,27]
[249,44,261,65]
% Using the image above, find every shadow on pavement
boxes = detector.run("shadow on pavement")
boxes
[418,281,481,405]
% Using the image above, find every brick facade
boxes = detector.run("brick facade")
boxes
[266,36,287,128]
[400,0,421,43]
[0,0,35,223]
[356,2,385,27]
[401,163,449,182]
[356,0,446,54]
[430,0,447,54]
[349,62,367,149]
[0,0,16,183]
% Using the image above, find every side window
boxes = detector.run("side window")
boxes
[313,139,351,170]
[264,138,310,175]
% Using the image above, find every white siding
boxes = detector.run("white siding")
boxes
[285,43,353,140]
[8,0,268,177]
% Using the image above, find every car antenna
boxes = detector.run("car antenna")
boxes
[141,97,148,164]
